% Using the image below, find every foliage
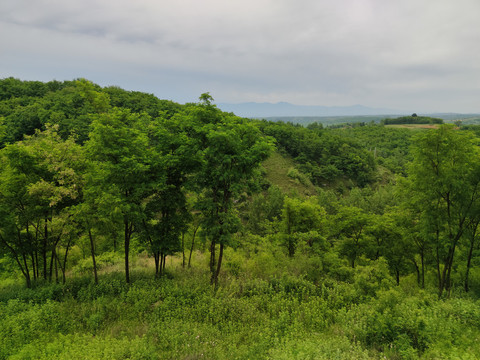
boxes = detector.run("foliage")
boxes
[1,258,480,359]
[329,124,414,175]
[258,120,376,187]
[2,79,480,359]
[404,125,480,295]
[381,116,444,125]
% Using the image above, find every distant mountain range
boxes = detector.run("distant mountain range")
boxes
[217,102,404,118]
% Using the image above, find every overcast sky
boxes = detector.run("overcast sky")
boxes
[1,0,480,113]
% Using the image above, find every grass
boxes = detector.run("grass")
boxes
[2,248,480,359]
[261,151,317,197]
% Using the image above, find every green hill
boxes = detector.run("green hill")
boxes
[3,79,480,359]
[262,151,317,196]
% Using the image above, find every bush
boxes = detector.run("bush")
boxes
[353,258,395,299]
[287,167,312,186]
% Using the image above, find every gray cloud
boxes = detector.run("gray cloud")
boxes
[1,0,480,112]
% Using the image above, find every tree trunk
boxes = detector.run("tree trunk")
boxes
[420,249,425,289]
[465,236,475,292]
[61,238,71,284]
[49,247,55,281]
[25,272,31,288]
[124,220,131,284]
[439,249,452,297]
[214,243,224,289]
[22,253,31,288]
[465,221,479,292]
[442,235,460,297]
[159,252,164,276]
[88,229,98,284]
[188,226,198,268]
[182,232,185,268]
[35,250,39,281]
[435,239,442,294]
[209,240,216,284]
[54,252,59,283]
[465,243,474,292]
[56,251,65,285]
[154,252,160,277]
[287,235,295,258]
[0,232,31,288]
[26,225,36,282]
[444,250,454,296]
[43,217,48,280]
[31,252,37,281]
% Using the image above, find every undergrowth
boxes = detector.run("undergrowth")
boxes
[1,252,480,359]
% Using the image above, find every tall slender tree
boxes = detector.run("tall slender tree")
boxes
[0,125,83,286]
[188,95,272,286]
[85,109,151,283]
[406,125,480,296]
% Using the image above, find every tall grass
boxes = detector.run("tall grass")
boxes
[1,249,480,359]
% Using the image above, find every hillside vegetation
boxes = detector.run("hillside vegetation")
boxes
[381,115,443,125]
[1,78,480,359]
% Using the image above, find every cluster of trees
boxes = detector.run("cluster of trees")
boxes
[246,122,480,297]
[259,121,376,186]
[1,78,480,301]
[244,128,480,297]
[0,80,272,288]
[381,115,443,125]
[327,125,415,175]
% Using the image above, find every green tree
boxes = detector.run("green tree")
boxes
[281,197,325,257]
[393,205,430,288]
[334,206,371,268]
[463,216,480,292]
[85,109,151,283]
[246,185,285,236]
[0,116,6,146]
[406,125,480,296]
[138,116,198,276]
[368,211,414,285]
[188,97,272,286]
[0,125,83,286]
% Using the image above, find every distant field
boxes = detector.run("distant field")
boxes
[385,124,440,129]
[458,117,480,125]
[266,115,390,126]
[265,114,480,127]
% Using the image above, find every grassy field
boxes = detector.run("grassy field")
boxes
[2,249,480,359]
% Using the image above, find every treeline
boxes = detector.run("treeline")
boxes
[0,78,374,290]
[0,79,274,288]
[381,115,443,125]
[258,121,376,186]
[1,78,480,302]
[0,78,181,146]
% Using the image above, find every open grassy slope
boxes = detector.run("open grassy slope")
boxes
[261,151,317,197]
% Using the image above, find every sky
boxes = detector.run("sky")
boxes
[1,0,480,113]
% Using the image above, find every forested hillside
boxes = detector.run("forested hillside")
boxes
[1,78,480,359]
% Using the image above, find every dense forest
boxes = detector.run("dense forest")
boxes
[1,78,480,359]
[380,115,443,126]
